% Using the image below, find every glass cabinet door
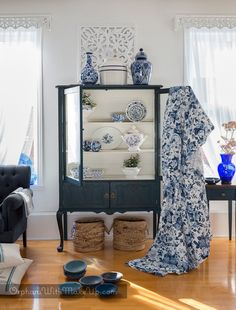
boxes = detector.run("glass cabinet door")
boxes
[64,86,82,183]
[82,88,156,180]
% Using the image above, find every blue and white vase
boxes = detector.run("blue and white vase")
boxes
[81,52,98,85]
[131,48,152,85]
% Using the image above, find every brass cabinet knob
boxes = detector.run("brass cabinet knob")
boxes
[110,192,116,199]
[104,193,109,199]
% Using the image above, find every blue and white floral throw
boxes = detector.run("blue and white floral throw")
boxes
[128,86,214,276]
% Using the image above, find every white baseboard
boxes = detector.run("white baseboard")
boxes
[26,211,235,240]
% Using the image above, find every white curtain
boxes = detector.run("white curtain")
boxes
[0,27,41,166]
[184,27,236,177]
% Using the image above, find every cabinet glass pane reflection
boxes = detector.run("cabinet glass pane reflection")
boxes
[65,87,81,181]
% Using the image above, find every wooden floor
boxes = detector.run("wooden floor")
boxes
[0,238,235,310]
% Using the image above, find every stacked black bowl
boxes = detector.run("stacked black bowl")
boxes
[63,260,87,280]
[205,177,220,185]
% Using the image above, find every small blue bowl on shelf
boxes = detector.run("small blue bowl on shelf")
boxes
[95,283,118,297]
[63,259,87,274]
[59,282,82,296]
[79,275,103,288]
[111,112,126,122]
[101,271,123,283]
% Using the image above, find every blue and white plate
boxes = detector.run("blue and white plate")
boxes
[92,127,122,150]
[126,101,147,122]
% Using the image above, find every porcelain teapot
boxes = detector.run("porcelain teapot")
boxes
[121,125,147,152]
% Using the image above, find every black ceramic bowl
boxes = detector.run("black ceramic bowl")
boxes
[63,260,87,274]
[64,269,86,280]
[79,275,103,288]
[101,271,123,283]
[95,283,118,297]
[59,282,82,296]
[205,177,220,185]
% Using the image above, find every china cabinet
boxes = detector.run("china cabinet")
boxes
[56,84,164,252]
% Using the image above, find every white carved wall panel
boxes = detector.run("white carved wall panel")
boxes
[80,26,135,73]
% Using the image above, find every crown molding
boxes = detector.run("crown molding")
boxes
[0,15,51,30]
[175,15,236,31]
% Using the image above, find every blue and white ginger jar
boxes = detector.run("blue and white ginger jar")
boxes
[81,52,98,85]
[91,140,102,152]
[131,48,152,85]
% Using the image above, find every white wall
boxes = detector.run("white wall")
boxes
[1,0,235,239]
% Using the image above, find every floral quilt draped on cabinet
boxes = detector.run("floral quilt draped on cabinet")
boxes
[128,86,214,276]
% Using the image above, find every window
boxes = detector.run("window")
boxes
[184,26,236,177]
[0,18,45,185]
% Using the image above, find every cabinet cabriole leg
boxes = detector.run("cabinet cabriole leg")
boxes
[57,210,64,252]
[153,211,157,239]
[64,212,68,240]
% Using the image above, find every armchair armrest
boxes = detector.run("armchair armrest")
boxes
[2,194,24,210]
[1,194,26,231]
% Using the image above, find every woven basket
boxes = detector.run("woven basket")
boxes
[72,218,107,252]
[113,217,148,251]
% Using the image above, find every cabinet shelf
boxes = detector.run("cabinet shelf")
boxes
[84,120,154,124]
[84,174,155,181]
[57,83,163,90]
[83,149,155,154]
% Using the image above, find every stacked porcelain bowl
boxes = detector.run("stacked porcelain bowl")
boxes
[99,58,127,85]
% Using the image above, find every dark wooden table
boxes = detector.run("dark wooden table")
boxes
[206,184,236,240]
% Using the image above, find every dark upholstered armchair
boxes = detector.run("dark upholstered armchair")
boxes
[0,165,31,247]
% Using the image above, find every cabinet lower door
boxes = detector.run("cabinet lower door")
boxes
[110,181,158,210]
[62,181,109,210]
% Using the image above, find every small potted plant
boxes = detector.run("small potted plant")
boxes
[123,154,141,178]
[82,92,96,121]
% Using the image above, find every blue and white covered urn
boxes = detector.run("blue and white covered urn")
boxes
[131,48,152,85]
[81,52,98,85]
[121,125,147,152]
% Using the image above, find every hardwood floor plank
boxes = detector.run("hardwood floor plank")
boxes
[0,238,235,310]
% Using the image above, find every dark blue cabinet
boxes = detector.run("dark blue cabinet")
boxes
[56,84,163,252]
[110,181,158,210]
[63,181,109,210]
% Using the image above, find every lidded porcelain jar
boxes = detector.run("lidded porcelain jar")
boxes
[121,125,147,152]
[99,57,127,85]
[131,48,152,85]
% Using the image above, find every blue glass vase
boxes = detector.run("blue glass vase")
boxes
[217,154,235,184]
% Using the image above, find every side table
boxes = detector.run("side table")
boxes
[206,184,236,240]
